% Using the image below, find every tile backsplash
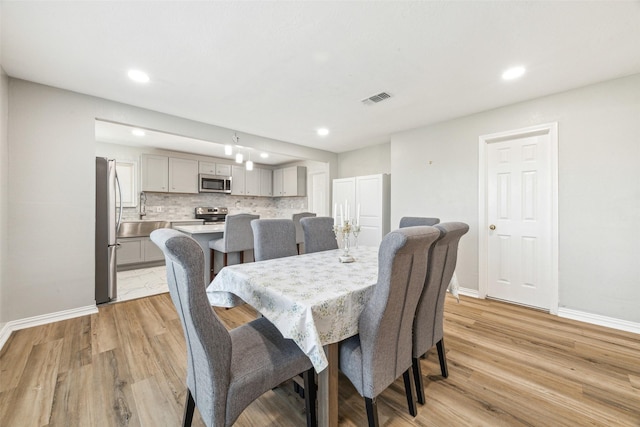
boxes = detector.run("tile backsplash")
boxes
[122,192,309,221]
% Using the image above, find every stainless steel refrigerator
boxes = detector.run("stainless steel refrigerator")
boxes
[95,157,122,304]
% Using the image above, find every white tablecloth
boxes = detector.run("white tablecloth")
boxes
[207,246,379,371]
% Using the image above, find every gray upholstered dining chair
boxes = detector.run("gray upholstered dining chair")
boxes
[409,222,469,407]
[339,226,441,427]
[208,213,259,280]
[292,212,316,254]
[399,216,440,228]
[150,228,317,427]
[251,219,298,262]
[300,216,338,254]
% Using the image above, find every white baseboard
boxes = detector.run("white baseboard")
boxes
[452,290,638,335]
[458,287,480,298]
[558,307,640,335]
[0,322,11,351]
[0,305,98,351]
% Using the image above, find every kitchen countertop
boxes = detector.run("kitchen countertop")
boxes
[172,224,225,234]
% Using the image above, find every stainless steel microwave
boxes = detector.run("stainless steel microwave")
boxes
[199,174,232,193]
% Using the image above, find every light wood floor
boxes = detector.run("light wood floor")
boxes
[1,294,638,426]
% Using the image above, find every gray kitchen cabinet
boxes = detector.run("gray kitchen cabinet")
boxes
[143,238,164,262]
[141,154,169,192]
[273,168,283,197]
[215,163,232,176]
[117,237,165,267]
[273,165,306,196]
[141,154,198,193]
[199,161,232,176]
[117,238,144,265]
[198,161,217,175]
[231,165,261,196]
[260,168,273,196]
[169,157,198,193]
[231,165,260,196]
[231,165,247,195]
[245,168,260,196]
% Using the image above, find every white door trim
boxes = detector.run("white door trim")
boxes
[478,122,559,314]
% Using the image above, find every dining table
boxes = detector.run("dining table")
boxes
[207,245,379,427]
[207,245,459,426]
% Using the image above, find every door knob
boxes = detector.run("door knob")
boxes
[489,224,496,230]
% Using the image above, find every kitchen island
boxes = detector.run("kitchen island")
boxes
[172,224,227,284]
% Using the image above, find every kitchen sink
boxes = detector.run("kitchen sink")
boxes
[117,220,171,238]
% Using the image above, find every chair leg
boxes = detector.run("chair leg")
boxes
[412,356,426,405]
[403,369,418,416]
[365,397,379,427]
[182,389,195,427]
[239,251,244,264]
[436,339,449,378]
[303,368,317,427]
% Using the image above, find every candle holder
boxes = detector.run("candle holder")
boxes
[352,224,361,248]
[333,220,355,263]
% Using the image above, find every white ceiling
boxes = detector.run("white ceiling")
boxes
[3,1,640,155]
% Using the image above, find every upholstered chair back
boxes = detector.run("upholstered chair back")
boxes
[343,226,440,399]
[292,212,317,245]
[300,216,339,254]
[150,228,231,427]
[412,222,469,358]
[222,213,260,253]
[251,219,298,261]
[399,216,440,228]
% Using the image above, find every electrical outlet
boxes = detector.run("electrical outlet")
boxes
[156,206,163,213]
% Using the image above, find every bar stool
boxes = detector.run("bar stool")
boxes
[209,213,259,280]
[292,212,316,254]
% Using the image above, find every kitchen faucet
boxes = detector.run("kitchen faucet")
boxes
[139,191,147,219]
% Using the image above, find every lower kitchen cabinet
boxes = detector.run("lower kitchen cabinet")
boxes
[117,237,165,269]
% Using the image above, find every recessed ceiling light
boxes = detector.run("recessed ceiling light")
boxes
[131,129,145,137]
[128,69,150,83]
[260,153,269,159]
[502,66,526,80]
[317,128,330,136]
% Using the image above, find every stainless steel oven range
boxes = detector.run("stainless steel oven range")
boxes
[195,207,228,224]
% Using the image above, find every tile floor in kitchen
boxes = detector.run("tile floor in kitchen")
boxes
[116,266,169,302]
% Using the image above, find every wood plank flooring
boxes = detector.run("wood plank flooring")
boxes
[1,294,638,426]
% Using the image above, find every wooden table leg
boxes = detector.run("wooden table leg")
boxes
[317,343,338,427]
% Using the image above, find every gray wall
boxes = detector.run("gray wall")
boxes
[0,67,8,326]
[5,78,337,322]
[337,142,390,178]
[390,73,640,323]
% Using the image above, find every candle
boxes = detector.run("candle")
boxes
[356,204,360,226]
[333,203,337,225]
[345,199,349,222]
[340,204,344,226]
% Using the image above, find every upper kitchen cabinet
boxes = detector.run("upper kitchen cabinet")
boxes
[115,160,137,207]
[141,154,198,193]
[141,154,169,192]
[260,168,273,197]
[231,165,261,196]
[199,161,232,176]
[273,165,306,197]
[169,157,199,193]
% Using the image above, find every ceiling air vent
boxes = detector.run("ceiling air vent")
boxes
[361,92,391,106]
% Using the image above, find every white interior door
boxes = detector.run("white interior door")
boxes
[309,171,329,216]
[480,123,558,312]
